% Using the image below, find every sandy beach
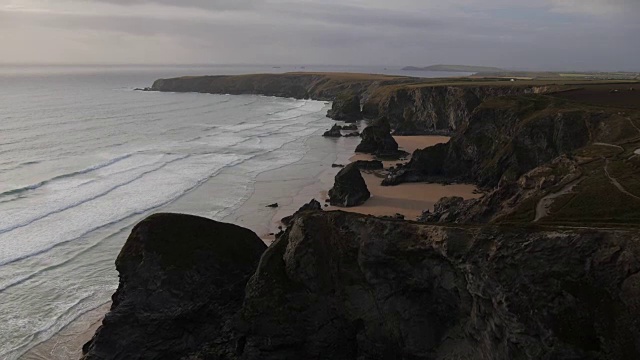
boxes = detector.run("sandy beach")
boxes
[26,128,480,359]
[274,134,480,222]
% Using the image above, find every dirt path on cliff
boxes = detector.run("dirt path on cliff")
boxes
[593,142,625,151]
[628,117,640,135]
[604,158,640,202]
[534,178,584,222]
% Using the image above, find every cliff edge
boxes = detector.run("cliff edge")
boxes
[83,211,640,360]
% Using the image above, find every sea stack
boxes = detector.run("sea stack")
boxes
[328,163,370,207]
[355,117,400,156]
[326,92,363,121]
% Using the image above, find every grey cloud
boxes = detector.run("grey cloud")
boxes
[0,0,638,70]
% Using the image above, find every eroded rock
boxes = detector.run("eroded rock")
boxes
[328,163,370,207]
[81,213,267,360]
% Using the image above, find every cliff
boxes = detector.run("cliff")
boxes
[362,84,555,134]
[83,211,640,360]
[82,213,267,360]
[150,73,417,102]
[384,94,631,187]
[149,73,559,135]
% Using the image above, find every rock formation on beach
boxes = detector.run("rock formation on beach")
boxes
[322,124,343,137]
[355,118,401,157]
[326,92,363,121]
[328,163,371,207]
[83,211,640,360]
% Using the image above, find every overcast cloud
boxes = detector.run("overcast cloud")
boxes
[0,0,638,70]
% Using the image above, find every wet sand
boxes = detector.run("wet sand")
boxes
[21,303,110,360]
[274,134,481,223]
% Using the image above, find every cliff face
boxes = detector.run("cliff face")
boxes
[239,212,640,360]
[81,213,267,360]
[363,85,554,134]
[151,73,417,102]
[84,211,640,360]
[384,95,624,188]
[150,73,557,135]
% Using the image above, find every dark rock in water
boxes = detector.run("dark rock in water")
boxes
[328,163,370,207]
[355,118,400,156]
[281,199,323,226]
[341,124,358,131]
[352,160,384,170]
[343,131,360,137]
[81,213,266,360]
[238,211,640,360]
[326,92,362,121]
[266,203,279,208]
[331,163,345,168]
[322,124,342,137]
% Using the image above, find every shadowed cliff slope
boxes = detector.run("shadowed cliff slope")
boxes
[83,211,640,360]
[82,213,267,360]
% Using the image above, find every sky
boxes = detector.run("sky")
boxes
[0,0,638,71]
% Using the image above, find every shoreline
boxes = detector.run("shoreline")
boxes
[272,133,482,226]
[24,127,481,359]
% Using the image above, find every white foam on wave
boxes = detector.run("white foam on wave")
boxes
[0,152,248,266]
[0,91,332,359]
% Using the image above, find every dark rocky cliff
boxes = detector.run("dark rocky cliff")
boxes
[151,73,416,102]
[83,211,640,360]
[384,95,626,188]
[82,213,267,360]
[362,85,555,134]
[149,73,556,135]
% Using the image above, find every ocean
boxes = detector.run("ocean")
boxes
[0,65,464,359]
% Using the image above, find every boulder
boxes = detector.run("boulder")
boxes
[280,199,323,226]
[341,124,358,131]
[326,92,362,121]
[328,163,370,207]
[322,124,342,137]
[81,213,267,360]
[355,118,400,156]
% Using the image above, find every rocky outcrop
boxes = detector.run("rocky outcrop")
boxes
[326,92,362,121]
[150,74,557,135]
[151,73,418,102]
[239,211,640,360]
[363,85,555,134]
[84,210,640,360]
[322,124,343,137]
[384,95,616,188]
[81,213,267,360]
[328,163,370,207]
[355,118,401,157]
[280,199,322,226]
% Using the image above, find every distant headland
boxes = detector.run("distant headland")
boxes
[402,64,504,72]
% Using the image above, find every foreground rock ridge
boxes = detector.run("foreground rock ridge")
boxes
[82,213,267,360]
[84,211,640,360]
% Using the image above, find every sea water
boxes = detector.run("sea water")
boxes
[0,66,336,359]
[0,64,465,359]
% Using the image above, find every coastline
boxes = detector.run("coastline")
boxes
[24,124,481,360]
